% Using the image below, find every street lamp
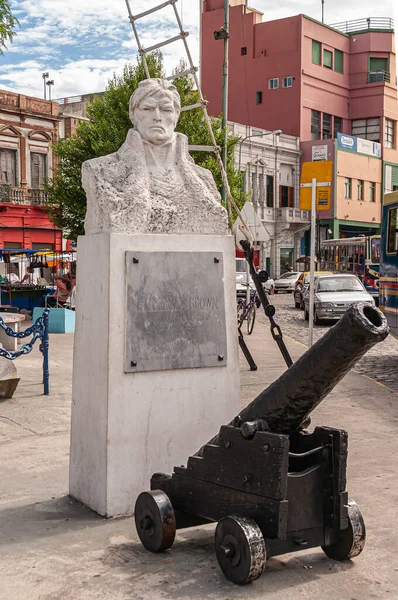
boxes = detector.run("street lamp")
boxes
[238,129,282,172]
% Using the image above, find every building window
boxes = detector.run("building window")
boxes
[266,175,274,207]
[268,78,279,89]
[323,113,332,139]
[282,76,293,88]
[323,49,333,69]
[369,182,375,202]
[334,116,342,137]
[344,177,352,199]
[31,153,47,189]
[357,180,364,200]
[241,47,247,55]
[279,186,294,208]
[312,40,321,65]
[0,148,17,186]
[387,207,398,254]
[352,118,380,142]
[385,119,395,149]
[369,57,388,73]
[311,110,320,140]
[334,49,343,73]
[256,91,263,104]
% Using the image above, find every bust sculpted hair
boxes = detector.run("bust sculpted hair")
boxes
[129,78,181,125]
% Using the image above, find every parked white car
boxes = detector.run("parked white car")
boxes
[303,273,375,324]
[274,271,301,293]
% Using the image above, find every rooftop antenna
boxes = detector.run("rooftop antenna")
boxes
[321,0,325,23]
[42,72,49,100]
[46,80,54,101]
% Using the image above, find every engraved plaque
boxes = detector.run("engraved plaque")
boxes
[125,251,227,373]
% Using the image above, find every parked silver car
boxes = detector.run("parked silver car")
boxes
[274,271,300,293]
[303,274,375,323]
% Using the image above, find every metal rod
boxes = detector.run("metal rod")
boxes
[125,0,150,78]
[188,145,217,152]
[142,32,188,55]
[180,102,204,112]
[42,309,50,395]
[221,0,229,203]
[131,0,176,21]
[308,178,317,347]
[166,66,197,81]
[289,445,325,458]
[238,331,258,371]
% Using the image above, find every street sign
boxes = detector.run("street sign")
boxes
[300,161,333,210]
[235,202,270,242]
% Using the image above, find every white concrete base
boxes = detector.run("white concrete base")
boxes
[69,233,240,517]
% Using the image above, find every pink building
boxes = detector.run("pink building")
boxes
[201,1,398,238]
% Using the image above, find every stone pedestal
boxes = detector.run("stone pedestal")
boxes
[70,233,240,517]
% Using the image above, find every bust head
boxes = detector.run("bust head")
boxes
[129,78,181,146]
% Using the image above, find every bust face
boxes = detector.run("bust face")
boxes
[133,92,177,145]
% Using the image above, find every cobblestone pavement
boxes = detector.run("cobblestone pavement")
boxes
[256,293,398,392]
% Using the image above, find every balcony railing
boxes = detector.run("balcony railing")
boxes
[367,70,390,83]
[261,207,310,223]
[349,70,395,87]
[330,17,394,34]
[0,185,49,206]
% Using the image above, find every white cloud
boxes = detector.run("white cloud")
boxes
[1,0,394,99]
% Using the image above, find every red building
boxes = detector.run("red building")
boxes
[0,90,62,251]
[201,1,398,238]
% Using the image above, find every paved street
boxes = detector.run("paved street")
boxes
[0,318,397,600]
[257,293,398,392]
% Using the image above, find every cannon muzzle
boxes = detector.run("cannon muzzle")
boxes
[197,301,388,453]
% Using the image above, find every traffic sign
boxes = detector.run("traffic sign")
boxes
[300,161,333,210]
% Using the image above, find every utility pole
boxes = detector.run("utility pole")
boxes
[213,2,229,202]
[221,0,229,202]
[42,72,49,100]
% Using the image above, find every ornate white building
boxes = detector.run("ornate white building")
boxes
[229,122,309,277]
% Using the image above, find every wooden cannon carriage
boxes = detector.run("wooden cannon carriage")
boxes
[134,299,388,585]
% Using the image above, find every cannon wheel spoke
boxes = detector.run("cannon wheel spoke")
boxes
[322,499,366,561]
[214,515,267,585]
[134,490,176,553]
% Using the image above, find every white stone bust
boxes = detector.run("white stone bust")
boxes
[82,78,228,235]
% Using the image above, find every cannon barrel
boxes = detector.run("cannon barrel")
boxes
[196,302,388,454]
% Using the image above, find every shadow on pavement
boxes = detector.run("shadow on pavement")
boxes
[0,495,109,545]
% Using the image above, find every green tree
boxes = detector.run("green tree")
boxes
[0,0,19,54]
[46,53,245,240]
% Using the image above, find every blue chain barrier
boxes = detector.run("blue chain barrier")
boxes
[0,309,50,395]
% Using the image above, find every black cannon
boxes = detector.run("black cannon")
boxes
[134,302,388,585]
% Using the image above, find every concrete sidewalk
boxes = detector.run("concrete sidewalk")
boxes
[0,321,397,600]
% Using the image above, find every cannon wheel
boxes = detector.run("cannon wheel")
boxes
[134,490,176,553]
[322,499,366,561]
[214,515,267,585]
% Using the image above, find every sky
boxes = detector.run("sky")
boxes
[0,0,395,100]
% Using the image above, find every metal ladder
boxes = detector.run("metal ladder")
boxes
[124,0,244,227]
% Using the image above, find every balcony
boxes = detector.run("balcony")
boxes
[275,208,310,223]
[330,17,394,35]
[367,70,390,83]
[349,70,396,88]
[0,184,49,206]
